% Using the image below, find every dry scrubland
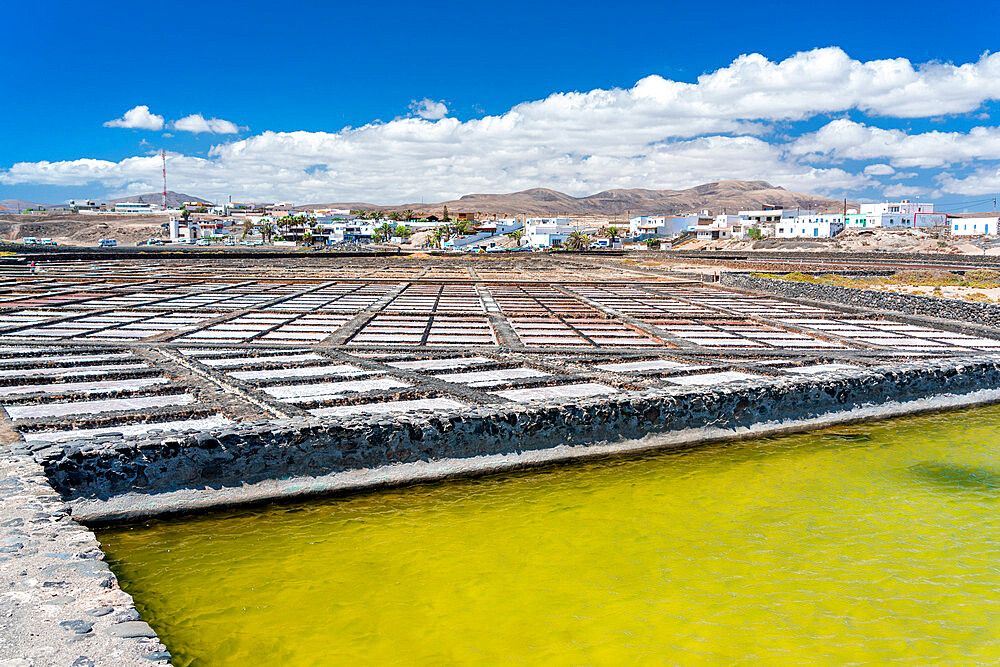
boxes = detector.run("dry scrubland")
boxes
[689,228,990,254]
[759,269,1000,304]
[0,213,169,246]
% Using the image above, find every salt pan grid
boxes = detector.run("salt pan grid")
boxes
[349,314,497,346]
[386,284,484,313]
[4,257,1000,448]
[509,317,667,347]
[777,318,1000,352]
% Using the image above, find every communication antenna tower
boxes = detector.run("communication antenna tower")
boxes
[161,150,167,211]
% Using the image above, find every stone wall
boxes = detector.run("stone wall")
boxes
[33,357,1000,502]
[721,273,1000,328]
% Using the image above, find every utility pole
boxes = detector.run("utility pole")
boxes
[161,150,167,212]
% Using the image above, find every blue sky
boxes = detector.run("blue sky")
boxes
[4,0,1000,209]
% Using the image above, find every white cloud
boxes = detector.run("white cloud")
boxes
[883,184,928,198]
[103,105,164,131]
[793,119,1000,168]
[863,163,895,176]
[410,98,448,120]
[935,168,1000,195]
[13,47,1000,201]
[172,114,240,134]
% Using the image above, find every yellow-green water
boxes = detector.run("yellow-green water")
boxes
[98,407,1000,665]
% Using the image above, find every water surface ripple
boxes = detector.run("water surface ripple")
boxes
[99,406,1000,665]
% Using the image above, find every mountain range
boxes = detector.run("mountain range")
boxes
[299,180,850,216]
[108,191,212,207]
[4,181,850,217]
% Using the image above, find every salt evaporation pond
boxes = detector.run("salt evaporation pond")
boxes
[98,405,1000,665]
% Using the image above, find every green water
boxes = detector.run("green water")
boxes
[99,407,1000,665]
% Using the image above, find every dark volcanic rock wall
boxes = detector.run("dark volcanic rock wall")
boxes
[35,357,1000,502]
[721,273,1000,328]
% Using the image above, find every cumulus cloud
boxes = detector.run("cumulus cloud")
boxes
[12,47,1000,201]
[172,114,240,134]
[935,168,1000,195]
[863,163,895,176]
[883,184,928,198]
[410,98,448,120]
[792,119,1000,168]
[103,105,164,131]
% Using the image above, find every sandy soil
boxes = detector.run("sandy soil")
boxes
[869,284,1000,302]
[688,228,988,255]
[0,213,171,246]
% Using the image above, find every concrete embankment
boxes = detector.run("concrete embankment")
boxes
[0,440,171,665]
[33,356,1000,523]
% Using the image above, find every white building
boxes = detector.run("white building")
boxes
[476,219,523,235]
[524,218,579,247]
[738,208,818,237]
[738,207,796,225]
[775,214,845,238]
[114,202,156,214]
[628,215,697,238]
[695,214,740,240]
[951,216,1000,236]
[859,199,934,216]
[849,200,946,228]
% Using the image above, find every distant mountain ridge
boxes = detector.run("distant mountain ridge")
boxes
[300,180,850,216]
[108,191,212,207]
[0,199,43,211]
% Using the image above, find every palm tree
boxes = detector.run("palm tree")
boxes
[602,225,620,246]
[442,205,450,222]
[242,219,253,240]
[261,223,275,244]
[387,211,401,222]
[565,230,589,250]
[431,225,451,249]
[507,229,524,247]
[374,222,394,242]
[401,209,414,221]
[394,225,411,239]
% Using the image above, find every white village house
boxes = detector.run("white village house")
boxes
[775,213,845,239]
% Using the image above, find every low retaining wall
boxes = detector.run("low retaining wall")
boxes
[721,273,1000,328]
[33,357,1000,506]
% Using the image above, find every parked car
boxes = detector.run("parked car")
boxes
[195,239,211,246]
[22,237,38,245]
[98,239,117,247]
[39,238,57,246]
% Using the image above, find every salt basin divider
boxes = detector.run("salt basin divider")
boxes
[30,354,1000,524]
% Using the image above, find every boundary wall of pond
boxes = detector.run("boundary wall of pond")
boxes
[30,356,1000,522]
[721,272,1000,328]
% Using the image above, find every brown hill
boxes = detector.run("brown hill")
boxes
[108,191,212,207]
[0,199,44,212]
[300,180,850,217]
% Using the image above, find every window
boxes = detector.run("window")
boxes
[813,228,818,237]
